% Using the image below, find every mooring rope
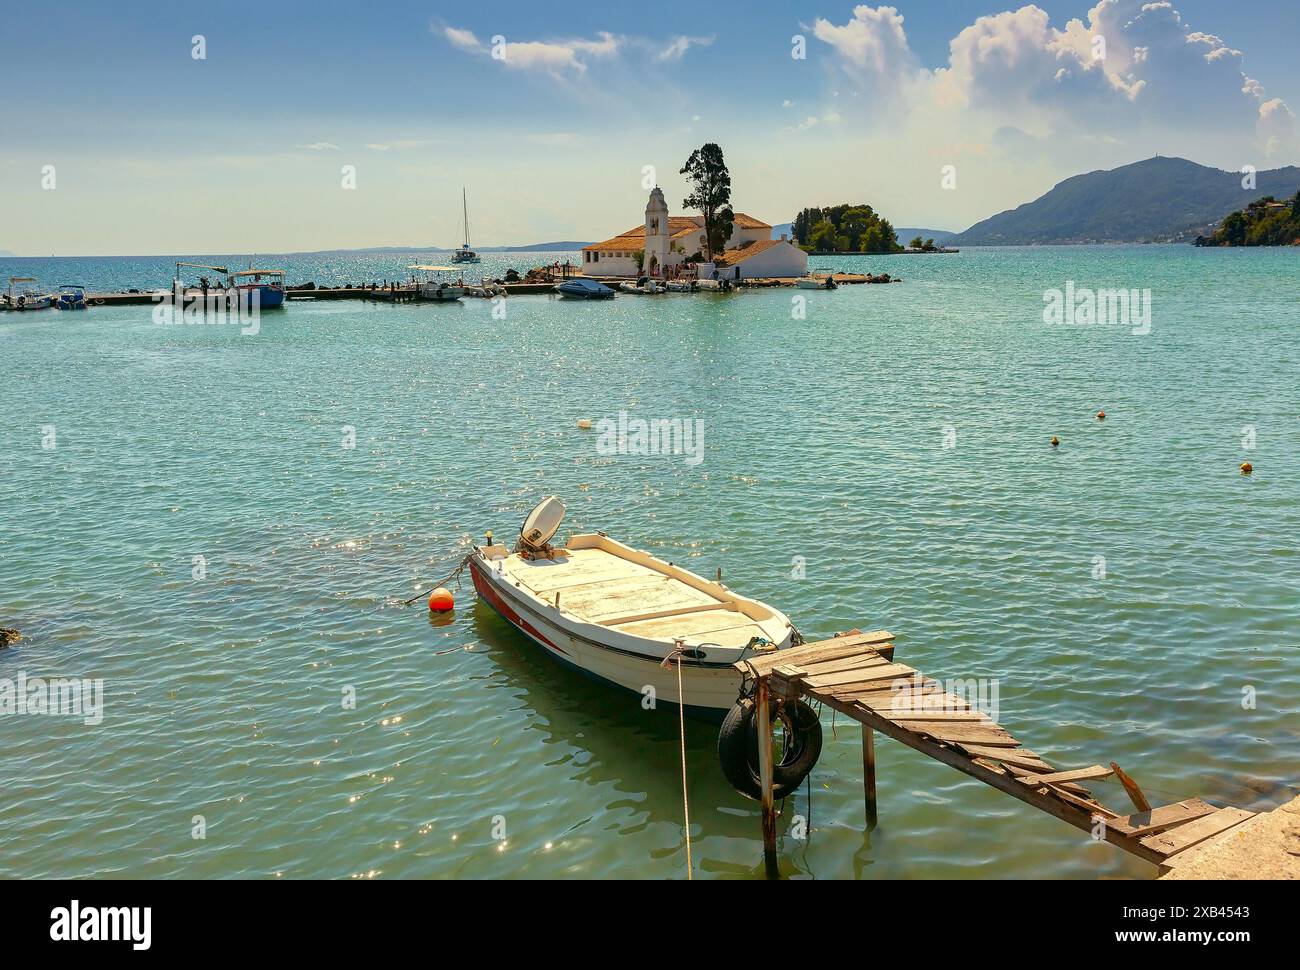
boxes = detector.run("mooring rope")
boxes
[401,553,472,607]
[664,640,693,879]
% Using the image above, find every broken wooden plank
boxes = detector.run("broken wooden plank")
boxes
[1139,807,1256,856]
[1014,766,1113,787]
[1103,799,1218,838]
[1111,762,1152,813]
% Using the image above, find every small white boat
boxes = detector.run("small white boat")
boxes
[409,264,465,301]
[796,274,837,290]
[557,278,615,299]
[665,280,695,292]
[3,277,53,311]
[450,188,481,264]
[696,279,725,292]
[469,498,799,717]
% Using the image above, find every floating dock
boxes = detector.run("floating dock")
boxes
[739,630,1263,878]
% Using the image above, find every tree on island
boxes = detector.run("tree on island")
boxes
[680,143,734,261]
[909,236,940,252]
[1195,192,1300,247]
[794,204,902,253]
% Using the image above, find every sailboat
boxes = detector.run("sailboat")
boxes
[451,188,481,264]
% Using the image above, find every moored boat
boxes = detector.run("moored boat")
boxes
[468,497,799,717]
[228,268,287,307]
[557,278,615,299]
[3,277,53,310]
[450,188,481,264]
[409,264,465,301]
[55,285,87,310]
[796,274,837,290]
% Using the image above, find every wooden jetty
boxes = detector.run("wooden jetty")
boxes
[738,630,1260,878]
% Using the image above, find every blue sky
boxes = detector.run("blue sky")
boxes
[4,0,1298,254]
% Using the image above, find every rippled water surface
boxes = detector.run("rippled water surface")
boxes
[1,246,1297,879]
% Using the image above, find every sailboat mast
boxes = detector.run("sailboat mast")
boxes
[462,188,470,248]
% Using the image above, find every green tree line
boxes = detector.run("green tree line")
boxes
[1195,193,1300,246]
[792,204,902,253]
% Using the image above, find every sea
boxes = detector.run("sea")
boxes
[1,244,1297,879]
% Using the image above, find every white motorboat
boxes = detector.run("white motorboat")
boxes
[3,277,53,311]
[469,497,799,717]
[665,280,695,292]
[409,265,465,301]
[450,188,481,264]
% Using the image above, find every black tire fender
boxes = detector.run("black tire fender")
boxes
[717,697,823,801]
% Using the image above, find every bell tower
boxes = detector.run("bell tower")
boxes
[644,186,670,278]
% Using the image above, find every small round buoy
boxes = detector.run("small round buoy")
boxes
[576,418,593,430]
[1050,436,1060,448]
[1241,462,1253,476]
[428,587,455,612]
[1096,410,1106,421]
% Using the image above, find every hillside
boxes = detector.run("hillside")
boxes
[953,157,1300,245]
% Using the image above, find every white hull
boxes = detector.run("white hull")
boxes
[419,284,464,301]
[470,532,797,713]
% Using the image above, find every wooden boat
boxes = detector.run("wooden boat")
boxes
[469,497,799,717]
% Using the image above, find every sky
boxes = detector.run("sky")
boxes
[3,0,1298,255]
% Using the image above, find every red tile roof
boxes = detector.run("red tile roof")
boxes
[583,213,770,250]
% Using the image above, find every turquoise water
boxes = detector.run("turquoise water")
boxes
[1,245,1297,879]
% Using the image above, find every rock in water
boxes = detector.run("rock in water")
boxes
[0,628,20,648]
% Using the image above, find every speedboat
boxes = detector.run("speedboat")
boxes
[228,268,287,307]
[3,277,53,310]
[796,274,837,290]
[409,265,465,301]
[469,497,799,717]
[55,285,88,310]
[557,278,615,299]
[450,188,481,264]
[665,280,695,292]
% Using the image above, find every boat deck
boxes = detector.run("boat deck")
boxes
[501,547,771,647]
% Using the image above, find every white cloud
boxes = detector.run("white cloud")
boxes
[657,35,714,62]
[809,2,1296,159]
[296,142,339,151]
[437,24,620,76]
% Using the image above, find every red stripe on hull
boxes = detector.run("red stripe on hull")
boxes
[470,559,570,657]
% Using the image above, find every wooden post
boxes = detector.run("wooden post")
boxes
[756,678,778,879]
[863,725,878,829]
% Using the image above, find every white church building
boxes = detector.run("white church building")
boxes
[581,187,808,280]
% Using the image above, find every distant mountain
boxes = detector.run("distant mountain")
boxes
[952,157,1300,245]
[895,228,958,245]
[0,250,15,257]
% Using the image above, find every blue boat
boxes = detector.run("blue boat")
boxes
[227,269,286,308]
[557,278,616,299]
[55,285,88,310]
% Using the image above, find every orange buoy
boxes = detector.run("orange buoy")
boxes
[1050,436,1060,447]
[1241,462,1253,476]
[428,587,455,612]
[1096,410,1106,421]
